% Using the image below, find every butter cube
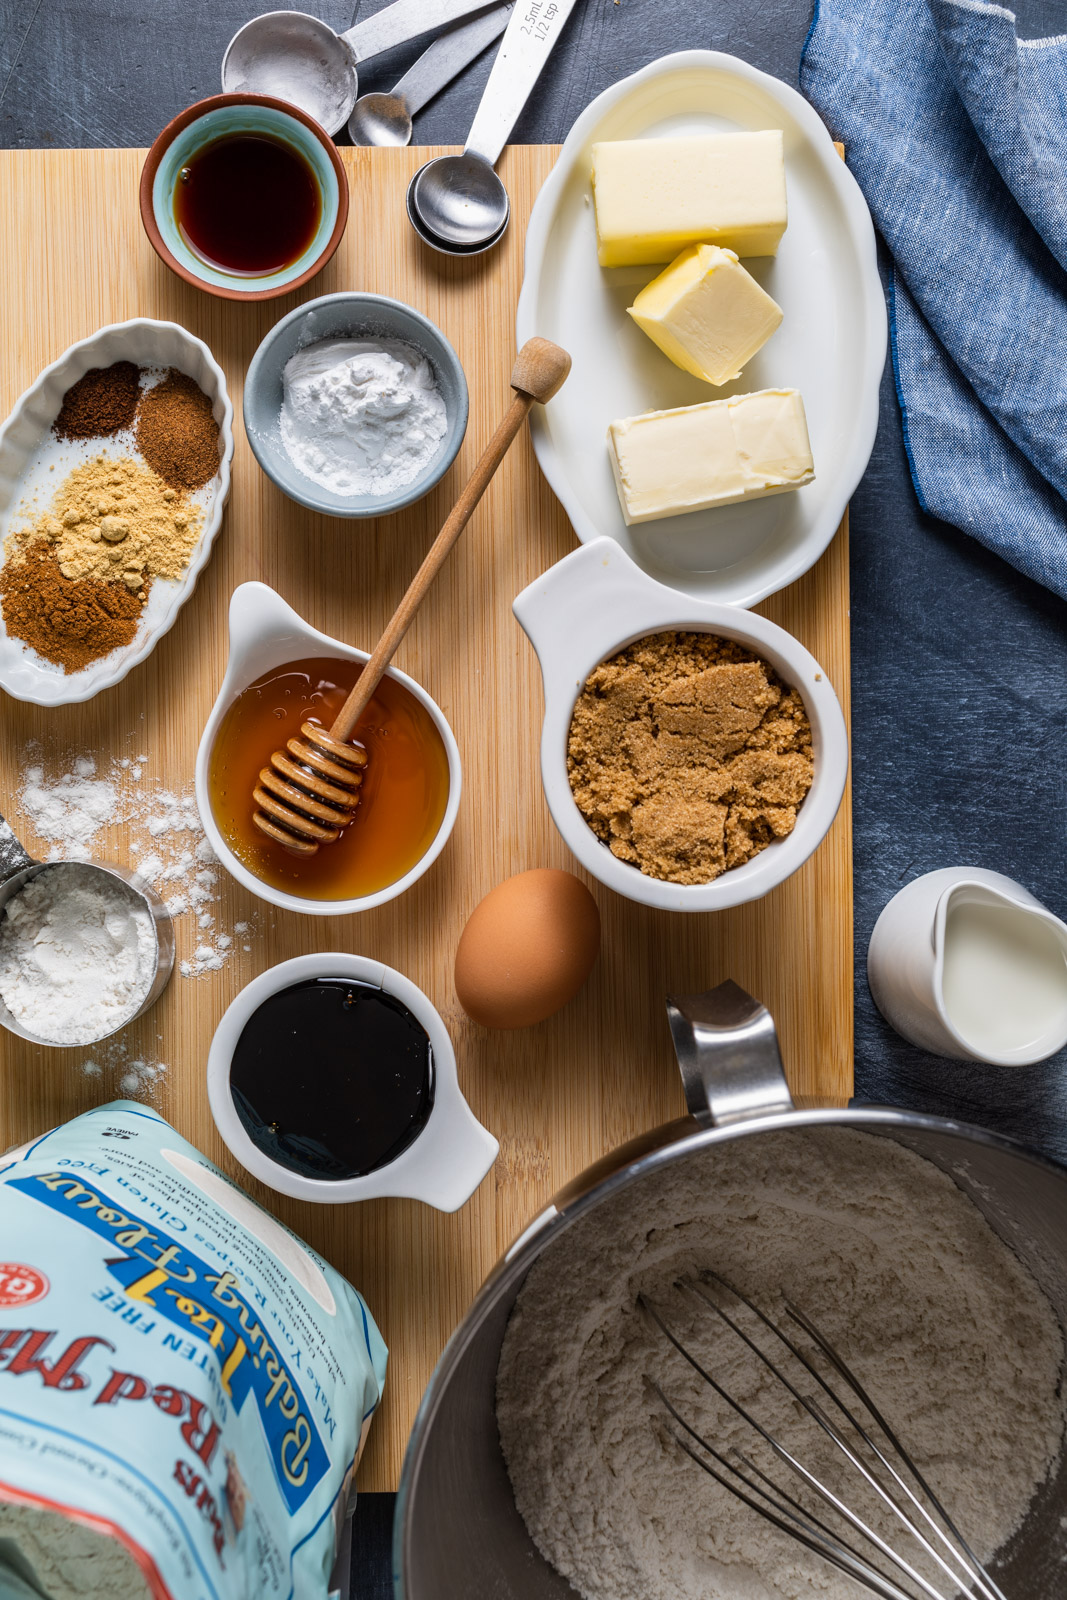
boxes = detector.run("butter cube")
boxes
[628,245,783,385]
[591,132,787,268]
[607,389,814,525]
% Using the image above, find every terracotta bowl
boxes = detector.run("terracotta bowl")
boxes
[139,94,348,302]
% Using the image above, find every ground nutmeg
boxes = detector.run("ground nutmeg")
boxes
[136,370,220,491]
[53,361,141,441]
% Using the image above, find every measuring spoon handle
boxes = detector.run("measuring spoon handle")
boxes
[343,0,504,63]
[464,0,582,166]
[393,3,513,116]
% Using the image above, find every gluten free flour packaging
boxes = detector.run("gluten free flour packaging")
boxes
[0,1102,386,1600]
[497,1128,1067,1600]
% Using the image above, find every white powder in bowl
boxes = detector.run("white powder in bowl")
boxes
[497,1127,1066,1600]
[279,337,448,497]
[0,864,156,1045]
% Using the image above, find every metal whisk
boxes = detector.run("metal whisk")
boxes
[640,1274,1009,1600]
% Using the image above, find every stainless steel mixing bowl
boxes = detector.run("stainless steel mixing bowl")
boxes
[395,982,1067,1599]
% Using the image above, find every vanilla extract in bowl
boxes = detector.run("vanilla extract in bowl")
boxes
[174,132,321,276]
[229,977,435,1180]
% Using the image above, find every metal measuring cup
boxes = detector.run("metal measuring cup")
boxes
[406,0,581,254]
[222,0,506,137]
[0,814,175,1048]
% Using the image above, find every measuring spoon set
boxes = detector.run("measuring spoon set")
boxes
[222,0,581,253]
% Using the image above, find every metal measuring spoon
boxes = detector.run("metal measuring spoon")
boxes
[222,0,507,137]
[348,3,512,147]
[407,0,581,254]
[0,815,175,1048]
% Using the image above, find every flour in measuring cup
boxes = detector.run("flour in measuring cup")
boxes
[0,865,156,1044]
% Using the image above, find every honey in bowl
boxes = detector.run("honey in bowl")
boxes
[174,132,321,276]
[209,657,451,900]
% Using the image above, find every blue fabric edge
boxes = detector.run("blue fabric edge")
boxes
[886,269,930,514]
[798,0,822,83]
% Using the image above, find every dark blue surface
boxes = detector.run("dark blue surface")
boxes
[4,0,1067,1589]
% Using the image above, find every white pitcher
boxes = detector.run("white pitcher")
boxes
[867,867,1067,1066]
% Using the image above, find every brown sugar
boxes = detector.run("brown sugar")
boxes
[566,631,814,885]
[135,370,220,490]
[0,540,145,672]
[53,361,141,440]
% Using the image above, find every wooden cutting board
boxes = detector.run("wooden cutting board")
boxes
[0,145,851,1490]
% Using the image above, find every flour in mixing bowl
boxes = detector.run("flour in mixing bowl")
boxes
[497,1128,1066,1600]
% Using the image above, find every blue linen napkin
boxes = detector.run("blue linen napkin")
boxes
[800,0,1067,597]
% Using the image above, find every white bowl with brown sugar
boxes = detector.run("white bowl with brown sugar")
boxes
[513,538,848,912]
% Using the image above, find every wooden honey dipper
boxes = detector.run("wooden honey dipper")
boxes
[252,336,572,854]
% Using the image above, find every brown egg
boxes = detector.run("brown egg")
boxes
[454,869,601,1029]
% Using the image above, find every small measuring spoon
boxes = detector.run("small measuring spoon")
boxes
[348,3,512,147]
[222,0,507,136]
[407,0,581,254]
[0,815,175,1048]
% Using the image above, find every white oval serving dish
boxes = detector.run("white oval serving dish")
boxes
[516,50,886,607]
[513,538,849,912]
[0,318,234,705]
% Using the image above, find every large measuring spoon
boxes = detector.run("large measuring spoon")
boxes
[348,3,512,147]
[407,0,582,254]
[222,0,505,136]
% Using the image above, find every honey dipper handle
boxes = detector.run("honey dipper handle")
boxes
[328,338,571,745]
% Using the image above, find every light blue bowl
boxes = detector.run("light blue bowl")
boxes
[243,293,469,519]
[142,97,347,300]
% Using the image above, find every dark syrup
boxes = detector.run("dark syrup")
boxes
[174,133,321,276]
[230,979,435,1180]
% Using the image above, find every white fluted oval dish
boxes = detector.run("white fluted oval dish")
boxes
[0,318,234,705]
[516,51,886,607]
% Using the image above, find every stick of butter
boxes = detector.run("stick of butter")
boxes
[607,389,814,525]
[628,245,783,385]
[591,132,787,267]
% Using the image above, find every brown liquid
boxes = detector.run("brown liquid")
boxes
[174,133,321,276]
[208,657,451,900]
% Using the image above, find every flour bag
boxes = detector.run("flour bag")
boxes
[0,1101,387,1600]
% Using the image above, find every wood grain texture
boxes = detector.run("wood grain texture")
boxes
[0,145,852,1489]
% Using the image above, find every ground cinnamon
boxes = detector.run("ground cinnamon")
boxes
[0,540,144,672]
[136,370,219,490]
[53,361,141,440]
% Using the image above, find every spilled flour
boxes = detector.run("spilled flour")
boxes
[81,1039,169,1103]
[14,744,256,981]
[497,1128,1066,1600]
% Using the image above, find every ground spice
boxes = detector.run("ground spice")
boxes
[53,361,141,440]
[0,541,144,672]
[567,631,814,885]
[135,370,220,490]
[4,455,202,592]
